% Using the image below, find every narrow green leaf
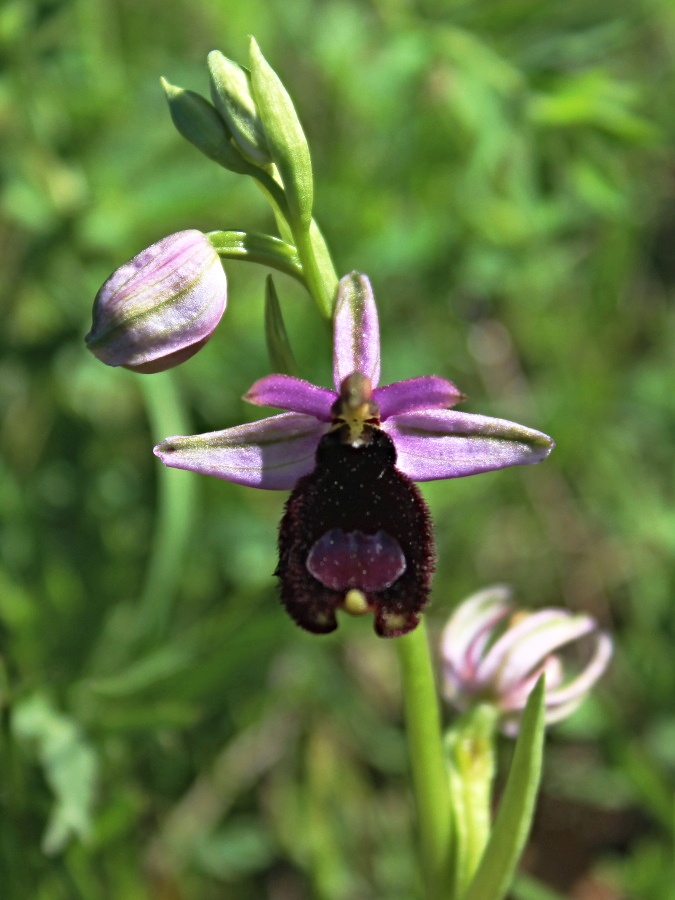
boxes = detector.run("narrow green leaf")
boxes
[207,230,304,284]
[462,677,546,900]
[248,37,313,229]
[208,50,271,166]
[264,275,299,376]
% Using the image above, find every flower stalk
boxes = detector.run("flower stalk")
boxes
[293,223,337,320]
[397,621,452,900]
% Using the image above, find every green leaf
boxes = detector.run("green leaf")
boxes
[264,275,299,376]
[208,51,272,166]
[248,37,313,229]
[206,230,304,283]
[462,677,546,900]
[12,693,99,854]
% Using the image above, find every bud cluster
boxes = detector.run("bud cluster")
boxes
[87,39,319,373]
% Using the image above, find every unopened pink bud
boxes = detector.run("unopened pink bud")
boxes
[86,230,226,373]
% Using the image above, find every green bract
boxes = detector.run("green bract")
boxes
[207,51,272,166]
[248,37,313,229]
[264,275,298,376]
[161,78,252,175]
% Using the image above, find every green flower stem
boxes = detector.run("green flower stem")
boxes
[293,224,337,320]
[445,705,499,899]
[397,620,453,900]
[207,230,305,284]
[251,168,338,319]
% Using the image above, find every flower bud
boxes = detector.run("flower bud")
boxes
[86,230,227,373]
[207,51,272,166]
[441,586,613,735]
[248,37,313,228]
[161,78,253,175]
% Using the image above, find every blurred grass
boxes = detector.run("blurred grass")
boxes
[1,0,674,897]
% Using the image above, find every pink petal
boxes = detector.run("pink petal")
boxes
[154,412,327,489]
[544,630,613,707]
[501,655,563,711]
[477,611,599,694]
[87,230,227,371]
[333,272,381,390]
[244,374,335,420]
[381,409,554,481]
[374,376,465,420]
[441,586,512,688]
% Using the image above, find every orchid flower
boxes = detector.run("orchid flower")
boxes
[155,273,554,636]
[441,585,613,734]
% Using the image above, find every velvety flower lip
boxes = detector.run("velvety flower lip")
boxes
[86,230,227,373]
[441,586,613,735]
[154,271,554,487]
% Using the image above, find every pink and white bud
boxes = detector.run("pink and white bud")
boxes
[86,230,226,373]
[441,586,613,735]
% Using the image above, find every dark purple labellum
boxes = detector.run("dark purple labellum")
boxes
[276,424,435,637]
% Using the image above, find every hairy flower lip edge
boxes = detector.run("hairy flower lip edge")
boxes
[275,424,435,638]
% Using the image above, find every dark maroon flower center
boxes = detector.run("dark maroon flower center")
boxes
[276,425,435,637]
[306,528,406,591]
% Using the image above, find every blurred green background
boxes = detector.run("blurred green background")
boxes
[1,1,674,897]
